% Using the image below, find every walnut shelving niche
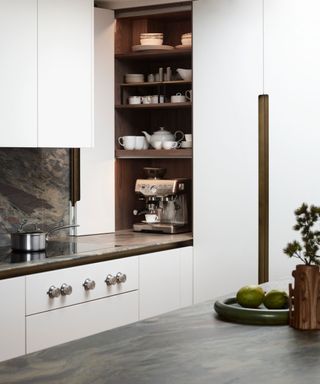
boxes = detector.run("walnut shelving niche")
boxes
[114,3,193,231]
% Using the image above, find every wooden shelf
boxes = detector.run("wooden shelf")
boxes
[115,149,192,159]
[115,102,192,110]
[115,48,192,61]
[120,80,192,87]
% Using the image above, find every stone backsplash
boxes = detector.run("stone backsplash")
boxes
[0,148,70,245]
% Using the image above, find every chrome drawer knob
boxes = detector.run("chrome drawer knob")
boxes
[116,272,127,284]
[60,283,73,296]
[47,286,61,298]
[83,278,96,290]
[105,274,117,286]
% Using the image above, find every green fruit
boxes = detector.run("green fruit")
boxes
[263,290,289,309]
[236,285,265,308]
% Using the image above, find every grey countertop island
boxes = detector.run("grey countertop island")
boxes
[1,296,320,384]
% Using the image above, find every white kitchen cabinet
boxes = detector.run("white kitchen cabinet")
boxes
[77,7,115,235]
[193,0,263,301]
[26,290,138,353]
[0,0,93,148]
[38,0,93,147]
[26,256,138,315]
[0,277,25,362]
[264,0,320,280]
[139,247,193,320]
[0,0,37,147]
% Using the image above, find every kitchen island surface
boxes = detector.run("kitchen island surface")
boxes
[0,230,192,279]
[0,295,319,384]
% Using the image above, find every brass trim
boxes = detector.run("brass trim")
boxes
[258,95,269,283]
[70,148,80,206]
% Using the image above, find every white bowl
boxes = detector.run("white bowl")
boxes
[176,68,192,81]
[140,38,163,46]
[181,37,192,46]
[180,141,192,148]
[125,74,144,83]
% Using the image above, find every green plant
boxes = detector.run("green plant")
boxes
[283,203,320,265]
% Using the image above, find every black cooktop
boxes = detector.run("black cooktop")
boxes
[0,240,106,264]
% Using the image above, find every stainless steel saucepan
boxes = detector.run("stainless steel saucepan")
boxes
[11,221,79,252]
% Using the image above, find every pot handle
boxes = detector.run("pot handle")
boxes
[174,130,185,142]
[46,224,79,241]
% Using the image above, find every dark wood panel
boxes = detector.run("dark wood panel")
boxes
[115,48,191,60]
[115,102,192,109]
[258,95,269,284]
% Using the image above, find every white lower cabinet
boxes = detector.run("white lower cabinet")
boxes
[26,291,138,353]
[25,256,139,353]
[0,277,25,362]
[139,247,193,320]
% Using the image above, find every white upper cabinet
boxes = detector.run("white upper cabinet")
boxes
[265,0,320,280]
[193,0,263,301]
[0,0,37,147]
[38,0,93,147]
[0,0,93,148]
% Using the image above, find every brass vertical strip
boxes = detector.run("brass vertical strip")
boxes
[258,95,269,283]
[70,148,81,206]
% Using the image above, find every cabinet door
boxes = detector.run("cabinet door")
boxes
[139,247,193,320]
[38,0,93,147]
[0,277,25,362]
[265,0,320,280]
[77,8,115,235]
[0,0,37,147]
[193,0,263,301]
[26,290,138,353]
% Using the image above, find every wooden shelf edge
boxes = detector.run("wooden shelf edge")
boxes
[115,48,192,60]
[115,149,193,159]
[120,80,192,87]
[115,102,192,110]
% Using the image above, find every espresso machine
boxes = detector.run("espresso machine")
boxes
[133,168,190,234]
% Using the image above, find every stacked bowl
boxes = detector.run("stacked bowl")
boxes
[140,33,163,46]
[181,33,192,46]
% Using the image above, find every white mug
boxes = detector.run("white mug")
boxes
[128,96,142,105]
[145,214,159,223]
[151,95,164,104]
[171,93,186,103]
[162,141,178,150]
[135,136,147,150]
[185,90,192,102]
[142,95,152,104]
[184,134,192,142]
[118,136,136,150]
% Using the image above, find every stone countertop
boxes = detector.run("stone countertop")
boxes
[0,230,192,279]
[0,295,320,384]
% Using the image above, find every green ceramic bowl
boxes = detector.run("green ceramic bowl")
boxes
[214,297,289,326]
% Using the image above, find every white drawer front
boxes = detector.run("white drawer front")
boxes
[26,256,138,315]
[26,290,139,353]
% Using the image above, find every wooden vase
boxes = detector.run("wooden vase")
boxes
[289,264,320,330]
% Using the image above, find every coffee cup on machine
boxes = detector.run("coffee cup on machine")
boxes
[145,214,159,223]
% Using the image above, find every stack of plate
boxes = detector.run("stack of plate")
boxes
[140,32,163,46]
[176,32,192,49]
[125,74,144,83]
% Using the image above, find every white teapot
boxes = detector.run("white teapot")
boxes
[142,127,184,149]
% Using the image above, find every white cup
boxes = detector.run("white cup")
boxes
[118,136,136,150]
[128,96,142,105]
[162,141,178,150]
[145,214,159,223]
[185,90,192,102]
[184,134,192,142]
[142,95,152,104]
[135,136,147,150]
[151,95,164,104]
[152,141,162,150]
[171,93,186,103]
[180,141,192,148]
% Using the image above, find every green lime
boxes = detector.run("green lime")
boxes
[263,290,288,309]
[236,285,265,308]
